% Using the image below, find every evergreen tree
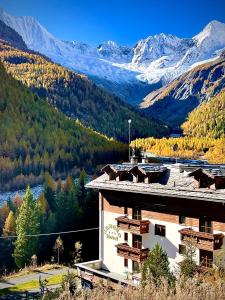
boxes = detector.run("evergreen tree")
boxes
[55,176,80,230]
[44,173,55,211]
[37,193,49,215]
[76,170,88,205]
[179,237,197,277]
[142,243,174,285]
[3,211,16,236]
[13,186,40,268]
[0,203,10,234]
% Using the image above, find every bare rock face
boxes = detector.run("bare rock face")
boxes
[0,19,27,50]
[141,54,225,127]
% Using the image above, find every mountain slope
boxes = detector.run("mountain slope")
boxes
[182,91,225,138]
[141,53,225,127]
[0,62,127,191]
[0,19,27,50]
[0,40,169,140]
[0,8,225,105]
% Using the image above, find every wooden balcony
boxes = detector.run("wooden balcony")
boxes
[115,243,149,262]
[179,228,224,251]
[115,216,150,234]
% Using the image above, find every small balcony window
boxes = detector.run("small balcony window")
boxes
[132,261,140,273]
[155,224,166,237]
[124,258,128,267]
[199,218,212,234]
[200,250,213,268]
[179,216,186,224]
[133,208,142,220]
[124,232,128,242]
[133,234,142,249]
[179,244,186,255]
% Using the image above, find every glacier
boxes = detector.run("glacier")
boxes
[0,7,225,104]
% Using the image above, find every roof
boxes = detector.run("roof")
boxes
[86,163,225,203]
[101,163,167,175]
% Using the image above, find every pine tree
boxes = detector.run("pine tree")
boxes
[76,170,88,205]
[44,173,55,211]
[3,211,16,236]
[55,176,80,230]
[179,237,197,277]
[37,193,49,215]
[13,186,40,268]
[142,243,174,285]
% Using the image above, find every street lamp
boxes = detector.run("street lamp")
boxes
[128,119,131,162]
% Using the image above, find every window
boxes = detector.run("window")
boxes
[133,234,142,249]
[155,224,166,237]
[124,258,128,267]
[132,261,140,273]
[179,216,186,224]
[199,217,212,234]
[200,250,213,268]
[124,232,128,242]
[133,208,141,220]
[179,244,186,255]
[124,207,128,215]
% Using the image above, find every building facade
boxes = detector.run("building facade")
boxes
[76,162,225,288]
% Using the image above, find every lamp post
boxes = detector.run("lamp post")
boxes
[128,119,131,161]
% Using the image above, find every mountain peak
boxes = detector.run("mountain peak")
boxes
[194,20,225,46]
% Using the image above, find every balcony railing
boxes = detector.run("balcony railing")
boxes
[179,228,224,251]
[115,243,149,262]
[115,216,150,234]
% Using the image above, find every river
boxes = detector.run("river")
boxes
[0,185,43,207]
[0,176,92,207]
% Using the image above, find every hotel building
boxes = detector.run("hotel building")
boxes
[76,160,225,288]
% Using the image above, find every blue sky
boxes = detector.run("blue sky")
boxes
[0,0,225,46]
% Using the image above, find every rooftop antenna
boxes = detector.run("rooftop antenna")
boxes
[128,119,131,162]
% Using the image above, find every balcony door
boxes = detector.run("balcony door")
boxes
[199,217,212,234]
[133,234,142,249]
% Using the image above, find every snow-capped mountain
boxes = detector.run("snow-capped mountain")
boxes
[97,40,133,62]
[0,7,225,105]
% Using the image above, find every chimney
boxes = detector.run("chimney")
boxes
[131,155,138,164]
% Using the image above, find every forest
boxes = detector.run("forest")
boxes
[132,91,225,163]
[0,62,128,191]
[182,91,225,138]
[0,170,98,273]
[0,40,169,141]
[131,137,225,163]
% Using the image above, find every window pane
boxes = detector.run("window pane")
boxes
[199,218,212,233]
[133,234,142,249]
[133,261,140,273]
[200,250,213,268]
[179,244,186,255]
[124,258,128,267]
[155,224,166,237]
[133,208,141,220]
[179,216,186,224]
